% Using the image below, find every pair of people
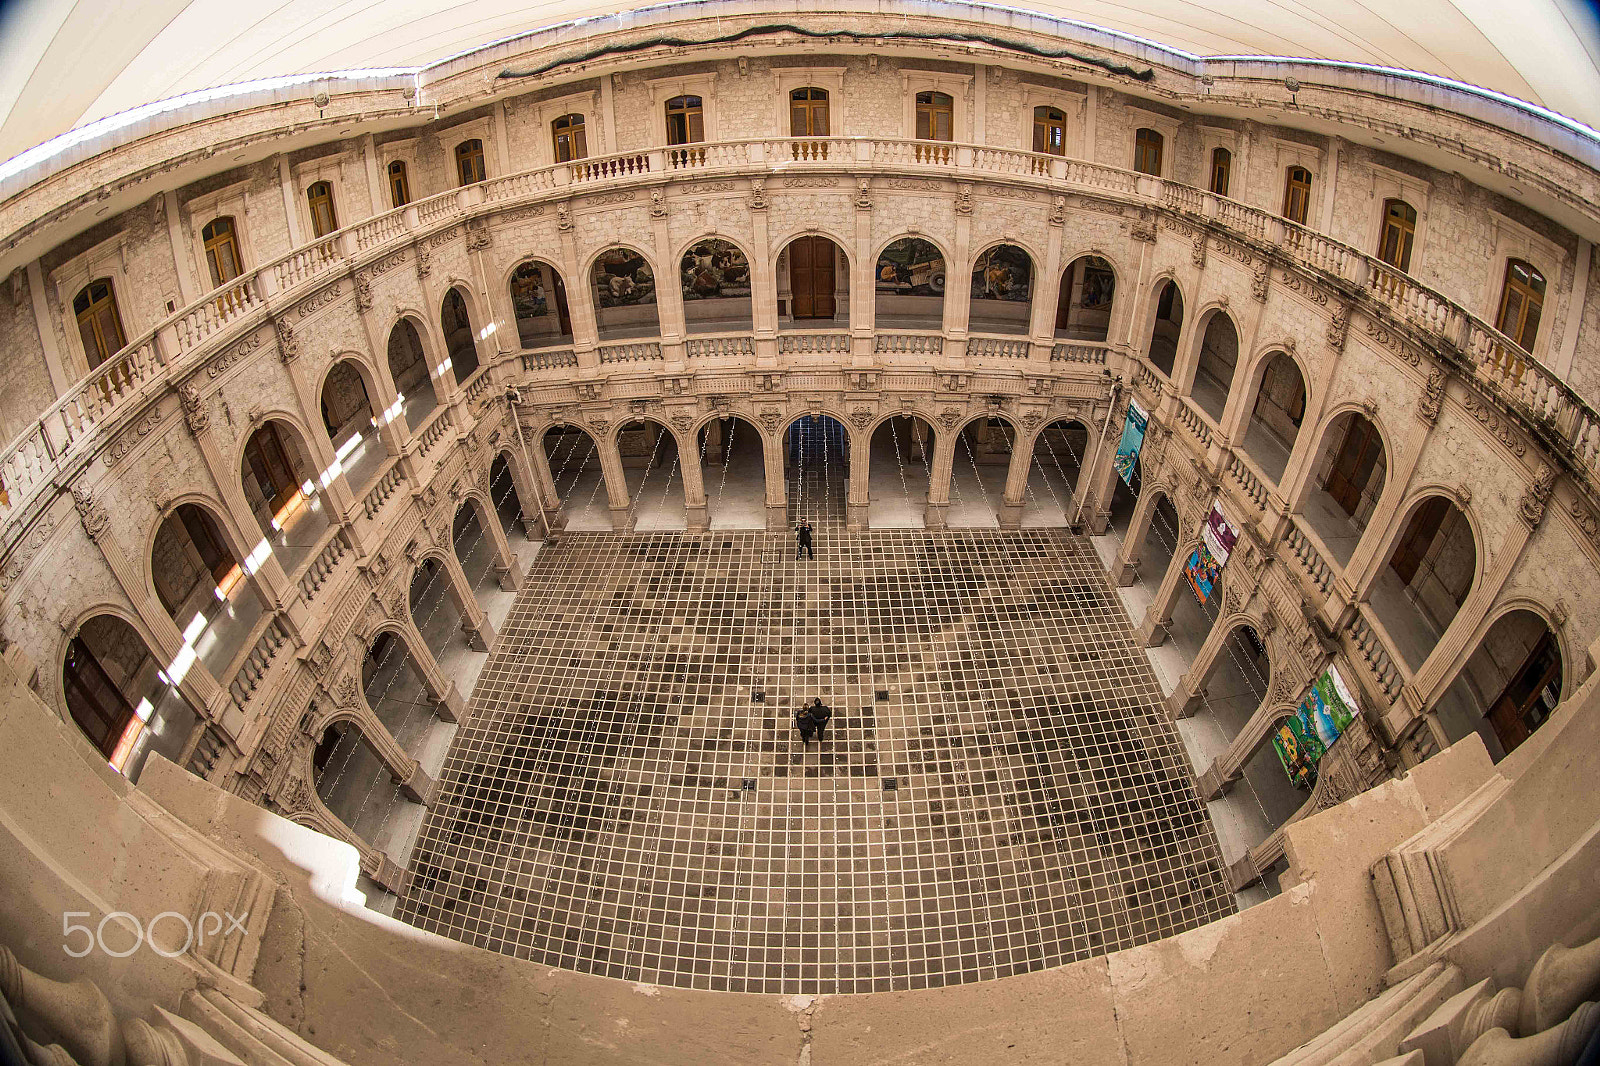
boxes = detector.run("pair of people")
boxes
[795,698,832,743]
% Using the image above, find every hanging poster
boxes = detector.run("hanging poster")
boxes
[1114,398,1148,488]
[1272,665,1362,789]
[1183,500,1239,606]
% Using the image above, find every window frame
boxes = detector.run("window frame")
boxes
[1133,128,1164,176]
[201,216,245,287]
[387,160,411,207]
[1032,106,1067,156]
[771,67,845,139]
[455,138,487,186]
[1377,199,1417,272]
[305,181,338,238]
[550,113,588,163]
[51,231,138,378]
[646,75,718,146]
[915,91,955,142]
[1496,258,1547,352]
[664,95,706,146]
[900,72,970,142]
[789,87,831,137]
[72,278,128,370]
[1282,165,1314,225]
[1209,147,1233,197]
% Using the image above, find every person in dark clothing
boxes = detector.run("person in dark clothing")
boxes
[796,521,815,560]
[795,698,832,743]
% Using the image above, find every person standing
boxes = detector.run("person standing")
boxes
[795,697,832,744]
[796,520,814,560]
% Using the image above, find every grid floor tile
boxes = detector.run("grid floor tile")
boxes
[395,528,1234,993]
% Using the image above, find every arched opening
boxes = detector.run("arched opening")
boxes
[387,319,437,431]
[552,113,587,162]
[542,424,613,530]
[1055,255,1115,340]
[240,419,328,573]
[1369,495,1478,673]
[697,416,767,529]
[64,614,201,782]
[778,235,848,326]
[73,278,127,369]
[968,244,1034,335]
[440,287,480,383]
[1123,490,1180,587]
[452,501,503,618]
[408,556,484,684]
[1435,609,1563,762]
[1240,351,1307,484]
[680,239,753,334]
[784,415,850,525]
[1299,412,1388,566]
[365,628,456,759]
[1105,455,1140,540]
[1147,281,1183,377]
[311,715,423,865]
[151,502,264,679]
[867,415,935,528]
[875,238,945,330]
[490,452,537,555]
[319,359,385,493]
[1189,312,1240,424]
[201,217,244,287]
[948,417,1018,528]
[617,420,687,530]
[1134,128,1164,175]
[510,260,572,347]
[591,247,659,340]
[1021,418,1089,527]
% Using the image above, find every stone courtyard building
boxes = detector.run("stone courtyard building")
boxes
[1,1,1600,1062]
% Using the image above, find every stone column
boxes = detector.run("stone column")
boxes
[1073,402,1122,534]
[434,549,497,651]
[650,211,686,364]
[1345,418,1433,598]
[470,497,524,591]
[852,187,876,357]
[676,426,709,532]
[846,424,870,531]
[1196,694,1283,798]
[1029,220,1065,357]
[395,618,467,723]
[749,192,779,367]
[998,425,1031,530]
[1112,479,1164,586]
[1137,538,1199,647]
[335,693,435,803]
[763,424,788,531]
[523,424,566,528]
[943,204,973,362]
[276,336,360,525]
[556,220,600,369]
[594,430,634,528]
[1164,608,1235,719]
[924,426,957,529]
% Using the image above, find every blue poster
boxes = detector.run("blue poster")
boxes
[1114,398,1148,488]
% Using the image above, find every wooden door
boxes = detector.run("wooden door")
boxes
[1389,496,1449,586]
[790,238,836,319]
[1327,418,1380,516]
[63,636,137,757]
[1487,632,1561,755]
[245,424,300,514]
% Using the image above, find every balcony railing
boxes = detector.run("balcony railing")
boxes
[3,135,1597,546]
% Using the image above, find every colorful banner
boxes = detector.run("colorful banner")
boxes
[1272,665,1362,790]
[1113,398,1148,489]
[1183,500,1239,606]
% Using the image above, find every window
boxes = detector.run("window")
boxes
[73,279,126,369]
[1378,199,1417,272]
[1209,147,1232,197]
[552,114,587,162]
[665,96,704,145]
[916,91,954,141]
[790,88,830,137]
[306,181,337,237]
[1283,166,1313,224]
[201,217,243,287]
[1496,259,1546,351]
[388,161,410,207]
[456,139,486,186]
[1133,128,1163,175]
[1032,106,1066,155]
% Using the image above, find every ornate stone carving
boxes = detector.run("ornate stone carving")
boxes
[758,408,783,432]
[71,487,108,543]
[649,189,666,219]
[308,640,333,676]
[748,176,767,210]
[1328,303,1349,352]
[415,247,432,279]
[1129,216,1157,243]
[105,409,163,467]
[1463,395,1526,456]
[275,319,299,363]
[671,414,694,433]
[849,408,873,430]
[1021,412,1043,433]
[1272,666,1300,705]
[354,274,373,313]
[955,183,974,216]
[855,176,871,211]
[388,588,408,621]
[333,672,361,708]
[465,226,491,252]
[939,408,963,430]
[557,203,573,232]
[1417,368,1445,424]
[1520,466,1555,528]
[755,374,782,392]
[1191,231,1207,267]
[1251,264,1270,302]
[574,382,603,401]
[178,382,210,435]
[1051,195,1067,225]
[588,417,610,435]
[1570,499,1600,555]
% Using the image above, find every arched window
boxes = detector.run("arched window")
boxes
[790,88,830,136]
[1032,106,1066,155]
[201,217,243,287]
[1283,166,1314,224]
[1133,128,1163,175]
[73,279,126,369]
[387,160,410,207]
[665,96,704,145]
[1377,200,1417,272]
[1497,259,1546,351]
[1209,147,1232,196]
[456,139,486,186]
[551,114,587,162]
[915,91,953,141]
[306,181,337,237]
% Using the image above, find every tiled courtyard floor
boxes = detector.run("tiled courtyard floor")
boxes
[396,528,1234,993]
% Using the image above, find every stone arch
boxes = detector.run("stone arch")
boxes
[1295,404,1395,566]
[236,413,325,536]
[678,235,755,334]
[1433,600,1567,760]
[540,421,616,529]
[588,245,661,340]
[490,448,536,543]
[1055,251,1121,341]
[968,240,1038,336]
[694,413,772,529]
[874,234,949,331]
[1185,308,1241,422]
[865,412,938,528]
[317,356,387,492]
[506,257,574,348]
[387,317,438,430]
[1017,416,1092,527]
[781,411,853,524]
[1365,489,1483,673]
[774,229,851,326]
[1237,347,1311,485]
[440,284,481,383]
[614,416,688,530]
[146,496,263,618]
[1145,276,1185,377]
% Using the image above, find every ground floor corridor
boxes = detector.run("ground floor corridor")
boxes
[395,528,1234,994]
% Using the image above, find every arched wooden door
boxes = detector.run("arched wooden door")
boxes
[789,237,836,319]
